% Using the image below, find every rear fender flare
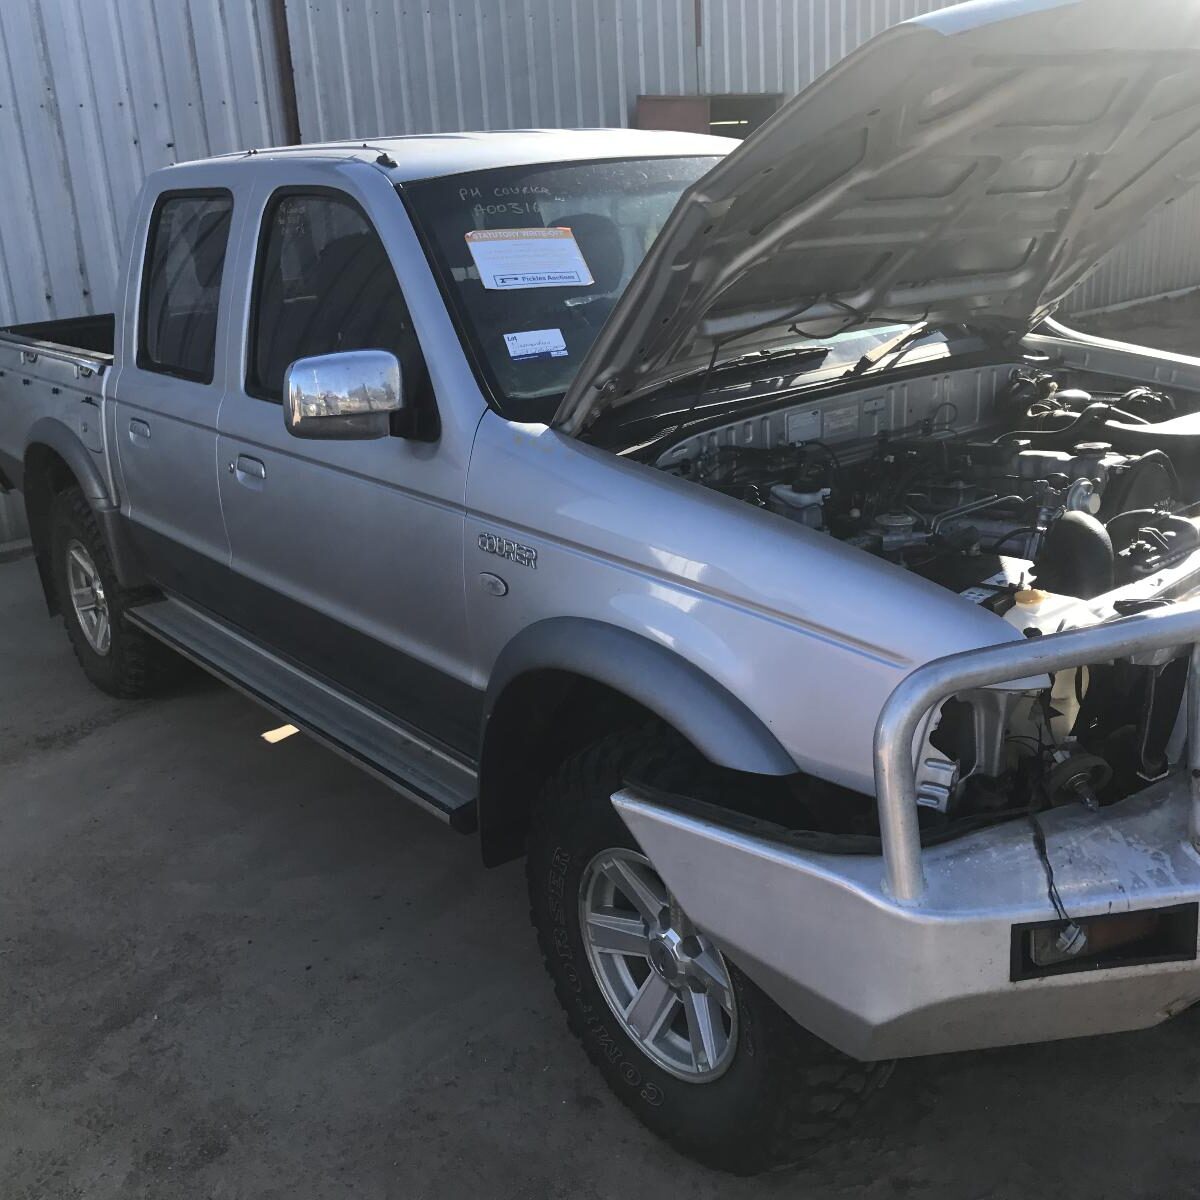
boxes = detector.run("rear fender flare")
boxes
[23,420,146,604]
[26,418,109,503]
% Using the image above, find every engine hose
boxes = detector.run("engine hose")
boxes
[1034,511,1114,599]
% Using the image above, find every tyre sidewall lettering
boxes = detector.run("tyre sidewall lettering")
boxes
[548,842,667,1109]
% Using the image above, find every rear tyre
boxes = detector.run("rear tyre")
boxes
[526,728,893,1175]
[49,487,167,698]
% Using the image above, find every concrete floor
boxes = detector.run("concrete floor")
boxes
[7,297,1200,1198]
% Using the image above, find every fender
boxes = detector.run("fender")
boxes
[26,417,111,503]
[483,617,797,776]
[23,419,147,600]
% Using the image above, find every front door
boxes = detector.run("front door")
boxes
[215,183,477,754]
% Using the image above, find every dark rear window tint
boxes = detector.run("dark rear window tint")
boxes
[139,191,233,383]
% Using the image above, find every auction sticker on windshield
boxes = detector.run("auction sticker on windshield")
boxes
[503,328,568,361]
[466,227,594,290]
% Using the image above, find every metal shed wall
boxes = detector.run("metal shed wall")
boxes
[286,0,700,138]
[284,0,1200,319]
[0,0,291,543]
[0,0,290,330]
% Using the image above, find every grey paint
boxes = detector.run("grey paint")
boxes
[0,131,1033,804]
[616,770,1200,1060]
[8,124,1198,804]
[482,616,795,775]
[24,417,110,502]
[284,0,1200,320]
[9,125,1200,1069]
[555,0,1200,433]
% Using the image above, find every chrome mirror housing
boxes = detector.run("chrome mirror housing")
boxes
[283,350,404,440]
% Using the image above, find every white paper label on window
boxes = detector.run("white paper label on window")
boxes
[503,328,568,362]
[466,227,594,290]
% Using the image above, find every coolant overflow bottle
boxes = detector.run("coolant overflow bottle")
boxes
[1004,588,1052,636]
[1004,588,1089,739]
[769,484,829,530]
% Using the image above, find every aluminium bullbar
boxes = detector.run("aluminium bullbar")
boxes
[874,600,1200,905]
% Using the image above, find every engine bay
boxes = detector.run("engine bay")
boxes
[661,366,1200,611]
[657,359,1200,831]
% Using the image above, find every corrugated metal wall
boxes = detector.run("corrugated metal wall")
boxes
[1,0,1195,327]
[0,0,292,543]
[0,0,289,329]
[695,0,949,92]
[284,0,1200,319]
[287,0,699,138]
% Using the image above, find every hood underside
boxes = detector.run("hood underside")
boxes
[554,0,1200,435]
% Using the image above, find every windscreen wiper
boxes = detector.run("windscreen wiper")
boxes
[716,342,834,375]
[651,340,834,395]
[848,321,933,376]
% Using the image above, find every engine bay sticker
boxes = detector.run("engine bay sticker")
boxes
[959,560,1033,605]
[466,227,594,290]
[785,408,822,443]
[822,403,860,440]
[503,328,568,361]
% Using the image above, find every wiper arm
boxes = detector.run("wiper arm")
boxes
[717,343,833,374]
[648,341,834,395]
[848,321,933,376]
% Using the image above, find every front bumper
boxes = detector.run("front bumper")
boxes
[614,600,1200,1061]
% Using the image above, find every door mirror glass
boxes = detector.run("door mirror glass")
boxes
[283,350,404,440]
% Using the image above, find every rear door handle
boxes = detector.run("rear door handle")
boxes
[128,418,151,442]
[230,454,266,487]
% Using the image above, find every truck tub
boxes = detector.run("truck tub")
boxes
[614,601,1200,1061]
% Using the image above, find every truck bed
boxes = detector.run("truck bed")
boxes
[0,315,111,495]
[1,313,115,360]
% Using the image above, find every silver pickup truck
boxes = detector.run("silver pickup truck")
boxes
[6,0,1200,1174]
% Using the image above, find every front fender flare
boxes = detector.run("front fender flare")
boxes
[482,617,796,776]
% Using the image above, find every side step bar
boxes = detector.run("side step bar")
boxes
[127,596,478,830]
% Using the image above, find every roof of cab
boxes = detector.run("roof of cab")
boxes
[172,128,736,183]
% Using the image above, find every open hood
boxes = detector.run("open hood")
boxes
[554,0,1200,436]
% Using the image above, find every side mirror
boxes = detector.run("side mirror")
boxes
[283,350,404,440]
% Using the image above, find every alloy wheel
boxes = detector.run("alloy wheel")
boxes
[579,847,737,1081]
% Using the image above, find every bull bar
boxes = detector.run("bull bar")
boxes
[614,597,1200,1060]
[874,597,1200,906]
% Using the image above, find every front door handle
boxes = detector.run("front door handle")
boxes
[230,454,266,488]
[128,418,151,443]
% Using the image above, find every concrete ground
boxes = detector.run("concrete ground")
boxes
[6,296,1200,1199]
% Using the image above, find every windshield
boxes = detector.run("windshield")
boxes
[403,156,721,423]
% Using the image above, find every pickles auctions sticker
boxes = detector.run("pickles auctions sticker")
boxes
[466,227,594,290]
[503,328,568,361]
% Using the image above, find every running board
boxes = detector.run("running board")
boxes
[127,596,478,830]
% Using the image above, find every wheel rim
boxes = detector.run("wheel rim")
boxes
[579,847,737,1082]
[66,540,111,655]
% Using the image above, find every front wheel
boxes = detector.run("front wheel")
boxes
[526,729,893,1175]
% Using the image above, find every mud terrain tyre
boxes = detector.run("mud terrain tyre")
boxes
[49,486,167,698]
[526,728,893,1174]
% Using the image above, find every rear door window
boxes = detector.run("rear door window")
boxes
[139,191,233,383]
[246,191,426,404]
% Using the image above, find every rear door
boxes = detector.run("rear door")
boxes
[214,170,480,754]
[110,182,239,603]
